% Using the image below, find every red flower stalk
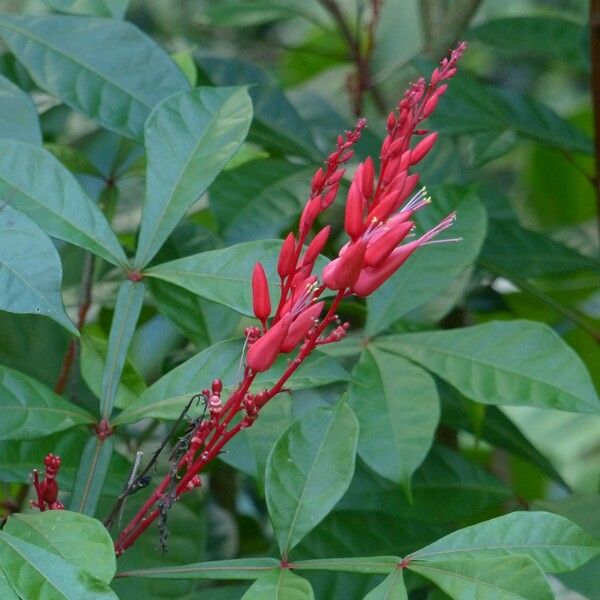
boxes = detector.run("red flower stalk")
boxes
[113,43,466,556]
[31,454,64,511]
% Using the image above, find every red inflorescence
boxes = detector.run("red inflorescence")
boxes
[114,43,467,556]
[31,453,64,511]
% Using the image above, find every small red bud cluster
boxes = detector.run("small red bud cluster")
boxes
[31,453,64,511]
[114,43,466,556]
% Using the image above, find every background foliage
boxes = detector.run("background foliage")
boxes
[0,0,599,599]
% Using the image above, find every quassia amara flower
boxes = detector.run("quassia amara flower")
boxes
[113,42,466,556]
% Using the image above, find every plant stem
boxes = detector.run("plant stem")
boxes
[113,291,346,555]
[590,0,600,241]
[318,0,386,115]
[54,253,95,394]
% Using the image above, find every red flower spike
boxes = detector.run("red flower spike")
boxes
[246,315,292,372]
[252,263,271,326]
[361,157,375,200]
[344,181,364,240]
[302,226,331,267]
[410,132,438,165]
[278,233,296,279]
[364,221,414,267]
[281,301,325,353]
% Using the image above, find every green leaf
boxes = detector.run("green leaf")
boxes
[0,140,127,266]
[99,280,144,419]
[144,239,330,316]
[117,558,280,580]
[171,51,197,86]
[424,67,593,154]
[69,437,113,516]
[292,556,399,575]
[296,510,443,561]
[0,15,188,140]
[0,365,94,441]
[134,86,252,267]
[480,217,600,278]
[0,570,18,600]
[0,531,118,600]
[222,393,294,487]
[338,447,510,524]
[0,73,41,144]
[363,570,407,600]
[348,348,439,489]
[265,400,359,556]
[408,510,600,573]
[366,186,487,335]
[113,338,348,424]
[4,511,116,584]
[210,159,316,243]
[80,333,146,410]
[242,569,314,600]
[0,205,77,335]
[469,16,588,71]
[196,56,319,159]
[376,320,600,414]
[533,495,600,599]
[205,2,307,27]
[409,555,553,600]
[41,0,130,18]
[439,388,566,484]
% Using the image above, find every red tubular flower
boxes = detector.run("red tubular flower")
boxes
[246,315,292,372]
[323,240,367,290]
[302,226,331,268]
[252,262,271,327]
[363,221,414,267]
[281,301,325,353]
[344,180,365,240]
[278,233,296,279]
[410,132,438,165]
[352,213,457,296]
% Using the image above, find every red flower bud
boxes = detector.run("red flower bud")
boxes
[278,233,296,279]
[246,315,292,372]
[344,181,364,240]
[281,301,325,353]
[252,263,271,325]
[386,111,396,132]
[361,157,375,200]
[299,198,320,235]
[322,182,340,208]
[311,167,325,190]
[327,168,346,186]
[410,132,438,164]
[302,226,331,267]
